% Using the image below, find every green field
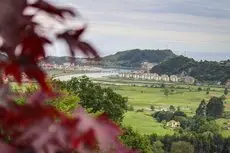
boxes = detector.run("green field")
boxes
[104,84,230,136]
[123,111,174,135]
[109,85,230,111]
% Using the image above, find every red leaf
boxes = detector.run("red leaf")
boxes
[57,27,85,57]
[24,66,51,93]
[30,0,76,18]
[72,128,97,149]
[0,0,30,49]
[21,31,51,60]
[57,27,99,58]
[16,119,68,152]
[73,107,131,153]
[0,84,13,109]
[2,57,51,93]
[0,140,16,153]
[4,63,22,83]
[77,41,99,58]
[28,90,57,105]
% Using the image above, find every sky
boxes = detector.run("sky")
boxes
[44,0,230,61]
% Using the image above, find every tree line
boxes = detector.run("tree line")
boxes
[151,55,230,84]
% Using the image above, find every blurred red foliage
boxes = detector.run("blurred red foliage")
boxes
[0,0,134,152]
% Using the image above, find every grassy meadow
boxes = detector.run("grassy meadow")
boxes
[123,111,174,135]
[104,84,230,136]
[109,85,230,111]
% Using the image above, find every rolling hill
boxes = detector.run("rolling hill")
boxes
[102,49,176,67]
[43,49,177,67]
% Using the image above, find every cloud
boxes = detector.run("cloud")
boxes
[45,0,230,60]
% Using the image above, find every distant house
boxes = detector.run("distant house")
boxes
[184,76,195,84]
[128,73,133,79]
[161,75,170,82]
[124,73,129,79]
[146,73,152,80]
[170,75,179,82]
[133,73,137,79]
[141,74,145,80]
[152,73,161,81]
[41,63,55,70]
[135,73,141,79]
[118,73,123,78]
[118,72,179,82]
[166,120,180,128]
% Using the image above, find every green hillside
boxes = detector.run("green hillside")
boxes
[102,49,176,67]
[151,56,230,83]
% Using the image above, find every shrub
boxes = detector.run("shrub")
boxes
[224,87,228,95]
[160,83,166,88]
[154,111,174,122]
[174,111,187,117]
[169,105,176,112]
[128,105,135,111]
[136,108,145,112]
[198,87,202,91]
[121,126,153,153]
[220,95,226,101]
[150,105,155,111]
[171,141,194,153]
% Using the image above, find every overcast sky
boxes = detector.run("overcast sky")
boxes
[46,0,230,61]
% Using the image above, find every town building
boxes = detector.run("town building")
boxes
[170,75,179,82]
[161,75,170,82]
[152,73,161,81]
[118,72,195,84]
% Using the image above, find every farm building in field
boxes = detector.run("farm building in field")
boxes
[166,120,180,128]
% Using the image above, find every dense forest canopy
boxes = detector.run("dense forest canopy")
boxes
[151,56,230,83]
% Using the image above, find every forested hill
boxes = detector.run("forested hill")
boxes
[42,49,176,67]
[151,56,230,83]
[102,49,176,67]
